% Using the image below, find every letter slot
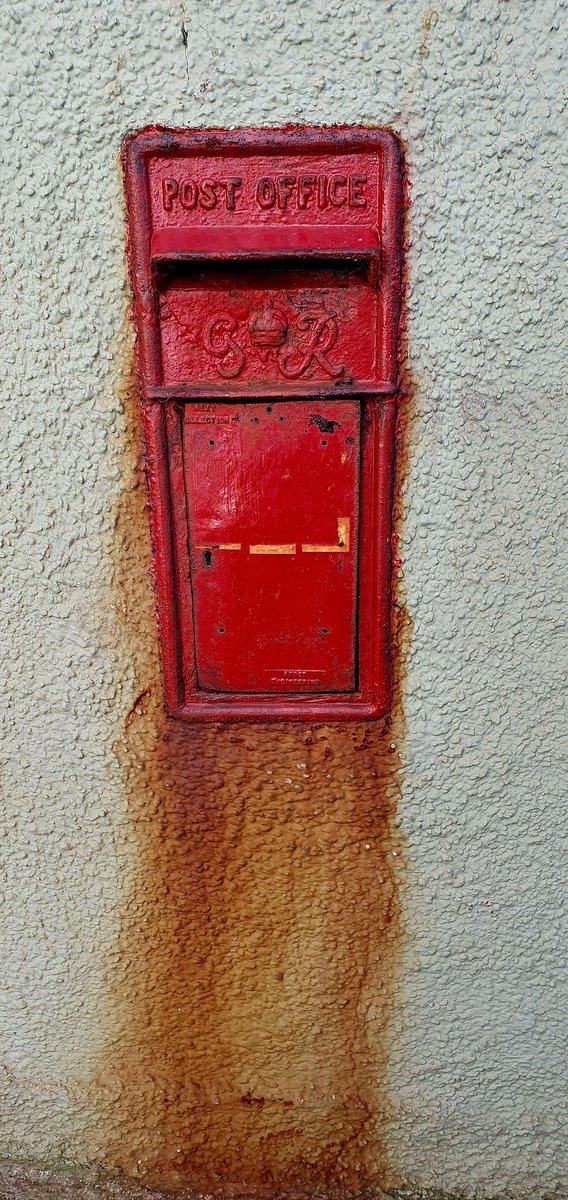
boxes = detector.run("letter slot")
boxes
[123,126,403,721]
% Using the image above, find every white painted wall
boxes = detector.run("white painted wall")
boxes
[0,0,566,1194]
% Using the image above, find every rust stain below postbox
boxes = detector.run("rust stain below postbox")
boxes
[99,125,410,1196]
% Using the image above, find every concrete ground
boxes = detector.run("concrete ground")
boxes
[0,1163,191,1200]
[4,1164,566,1200]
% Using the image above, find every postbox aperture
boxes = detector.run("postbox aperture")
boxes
[123,127,403,721]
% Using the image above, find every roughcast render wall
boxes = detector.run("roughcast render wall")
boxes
[0,0,566,1196]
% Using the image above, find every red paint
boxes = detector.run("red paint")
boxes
[123,126,404,722]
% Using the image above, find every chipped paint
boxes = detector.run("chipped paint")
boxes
[302,518,351,554]
[249,543,297,555]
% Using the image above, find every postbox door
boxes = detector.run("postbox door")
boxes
[183,399,360,694]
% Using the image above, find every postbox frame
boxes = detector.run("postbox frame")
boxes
[123,126,403,722]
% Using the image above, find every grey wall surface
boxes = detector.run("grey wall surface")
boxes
[0,0,566,1195]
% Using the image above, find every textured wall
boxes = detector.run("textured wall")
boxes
[0,0,566,1196]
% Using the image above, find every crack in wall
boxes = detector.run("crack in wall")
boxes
[178,1,190,86]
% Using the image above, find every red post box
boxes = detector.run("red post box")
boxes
[123,126,403,721]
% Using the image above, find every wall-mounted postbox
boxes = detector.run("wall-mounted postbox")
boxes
[123,127,403,721]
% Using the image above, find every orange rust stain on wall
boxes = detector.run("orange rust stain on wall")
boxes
[98,310,412,1193]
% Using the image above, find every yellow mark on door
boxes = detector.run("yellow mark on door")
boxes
[302,518,350,554]
[196,520,351,556]
[250,544,296,555]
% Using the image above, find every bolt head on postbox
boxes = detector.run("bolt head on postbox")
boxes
[123,126,403,721]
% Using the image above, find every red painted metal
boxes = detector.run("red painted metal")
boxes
[123,126,403,721]
[184,399,360,694]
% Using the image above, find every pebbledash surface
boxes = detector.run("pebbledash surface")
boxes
[123,127,404,721]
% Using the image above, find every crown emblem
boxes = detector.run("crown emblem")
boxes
[248,303,288,348]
